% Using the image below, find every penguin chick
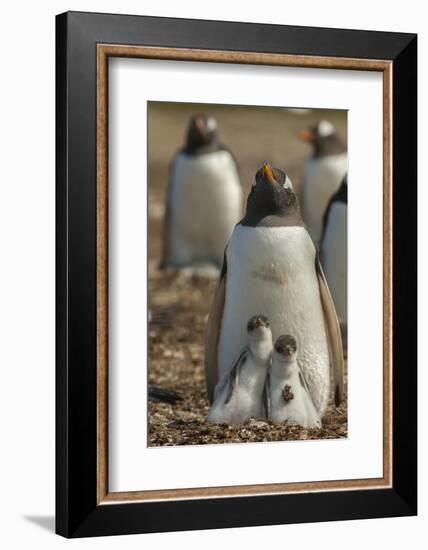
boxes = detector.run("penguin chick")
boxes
[265,335,321,428]
[208,315,272,424]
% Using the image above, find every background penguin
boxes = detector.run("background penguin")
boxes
[160,114,243,270]
[299,120,348,246]
[205,162,344,418]
[321,173,348,339]
[208,315,272,424]
[265,334,321,428]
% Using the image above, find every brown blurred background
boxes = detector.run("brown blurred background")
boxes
[147,102,347,446]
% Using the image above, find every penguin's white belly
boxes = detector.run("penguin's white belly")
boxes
[169,151,242,266]
[269,369,320,428]
[218,225,330,414]
[321,202,347,323]
[208,363,265,424]
[302,153,347,245]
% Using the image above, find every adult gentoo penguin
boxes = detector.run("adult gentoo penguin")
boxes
[299,120,348,246]
[205,162,344,417]
[160,114,242,270]
[321,174,348,328]
[208,315,272,424]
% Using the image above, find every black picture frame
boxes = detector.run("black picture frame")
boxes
[56,11,417,538]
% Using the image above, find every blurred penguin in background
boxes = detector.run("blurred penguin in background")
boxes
[160,114,243,273]
[299,120,347,247]
[321,173,348,343]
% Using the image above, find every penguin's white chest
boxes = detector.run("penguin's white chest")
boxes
[208,357,267,424]
[269,365,321,428]
[218,225,330,414]
[321,202,347,322]
[302,153,347,245]
[168,151,242,266]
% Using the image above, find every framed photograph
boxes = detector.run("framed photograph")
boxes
[56,11,417,538]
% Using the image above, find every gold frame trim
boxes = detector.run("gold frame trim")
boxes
[96,44,393,504]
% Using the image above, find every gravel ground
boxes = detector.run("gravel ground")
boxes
[148,102,348,447]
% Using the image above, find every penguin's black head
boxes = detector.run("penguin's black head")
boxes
[242,162,299,225]
[274,334,297,358]
[247,314,270,333]
[298,120,345,157]
[185,114,218,153]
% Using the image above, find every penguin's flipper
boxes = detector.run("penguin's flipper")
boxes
[224,348,247,404]
[316,256,344,406]
[212,348,244,404]
[159,159,175,269]
[263,371,271,418]
[204,251,227,404]
[298,368,311,395]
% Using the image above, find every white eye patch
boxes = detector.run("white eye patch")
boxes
[283,176,294,190]
[206,117,217,132]
[252,175,294,189]
[318,120,335,137]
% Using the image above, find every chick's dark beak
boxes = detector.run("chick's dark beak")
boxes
[255,317,262,328]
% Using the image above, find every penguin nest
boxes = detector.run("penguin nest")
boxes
[148,266,348,447]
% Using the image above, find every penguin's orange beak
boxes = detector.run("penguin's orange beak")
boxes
[262,161,277,184]
[298,128,314,142]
